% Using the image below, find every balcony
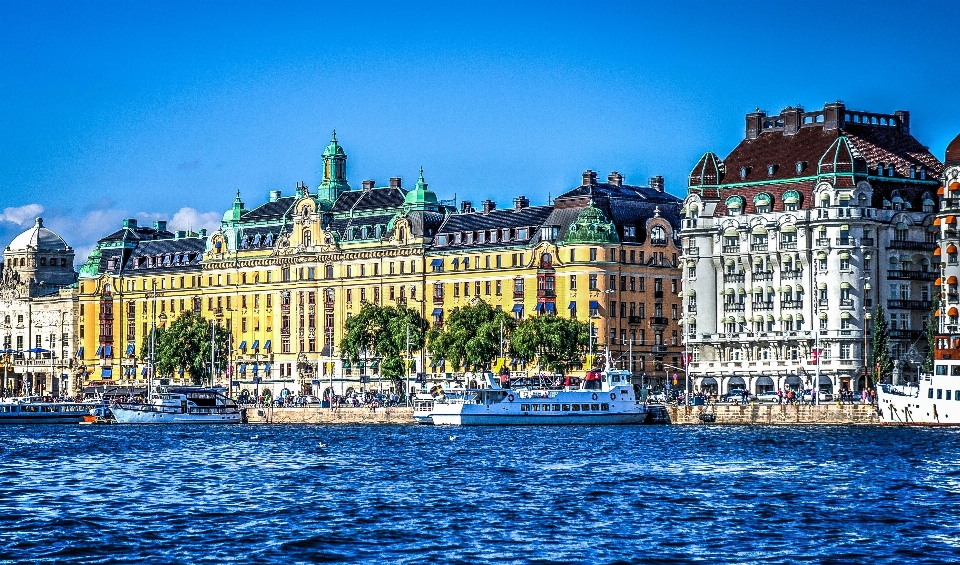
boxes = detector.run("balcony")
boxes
[628,316,643,325]
[835,237,856,246]
[281,303,290,312]
[889,329,924,340]
[889,240,937,251]
[724,273,745,283]
[752,272,774,281]
[324,300,335,309]
[723,303,745,312]
[751,243,769,252]
[782,300,803,309]
[816,238,831,247]
[536,289,556,298]
[781,270,802,280]
[839,299,855,309]
[650,316,669,326]
[433,295,444,304]
[779,240,797,250]
[651,345,668,354]
[753,302,774,311]
[860,237,875,246]
[819,299,829,307]
[722,245,740,254]
[513,291,525,300]
[887,299,932,310]
[686,247,699,256]
[887,270,938,281]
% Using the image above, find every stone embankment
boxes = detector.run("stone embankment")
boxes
[667,403,880,425]
[243,406,415,424]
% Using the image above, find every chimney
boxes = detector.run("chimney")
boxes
[269,190,281,202]
[122,218,138,229]
[389,177,402,189]
[362,180,376,190]
[823,101,846,131]
[460,200,473,214]
[198,228,207,238]
[895,110,910,134]
[649,176,664,192]
[482,199,496,214]
[153,220,167,232]
[607,172,624,186]
[582,170,597,186]
[175,230,186,239]
[514,196,529,210]
[782,106,802,136]
[745,110,765,140]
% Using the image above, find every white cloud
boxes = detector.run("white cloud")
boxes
[0,203,44,225]
[167,207,221,234]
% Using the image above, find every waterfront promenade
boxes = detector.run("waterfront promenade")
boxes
[242,403,879,425]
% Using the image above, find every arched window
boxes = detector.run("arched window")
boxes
[303,230,312,247]
[650,226,666,245]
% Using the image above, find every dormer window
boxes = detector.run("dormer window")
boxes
[465,232,474,244]
[920,167,927,180]
[624,226,636,239]
[767,164,778,176]
[501,228,510,241]
[739,166,750,180]
[476,232,485,244]
[454,232,462,245]
[436,234,448,246]
[517,228,528,240]
[489,230,497,242]
[887,165,895,177]
[796,161,806,173]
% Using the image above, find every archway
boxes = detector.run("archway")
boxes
[755,376,775,393]
[727,376,746,393]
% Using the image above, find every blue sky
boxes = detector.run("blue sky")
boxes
[2,0,958,263]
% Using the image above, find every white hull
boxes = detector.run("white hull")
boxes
[877,376,960,426]
[429,410,647,426]
[112,405,240,424]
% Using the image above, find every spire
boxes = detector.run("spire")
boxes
[404,166,438,209]
[319,130,350,202]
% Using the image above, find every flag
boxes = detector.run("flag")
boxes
[811,348,820,364]
[681,352,690,367]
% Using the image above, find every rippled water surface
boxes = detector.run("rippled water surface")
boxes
[2,424,960,564]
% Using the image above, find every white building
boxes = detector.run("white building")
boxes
[0,218,78,396]
[681,102,943,395]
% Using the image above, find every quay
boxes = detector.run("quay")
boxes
[241,403,879,425]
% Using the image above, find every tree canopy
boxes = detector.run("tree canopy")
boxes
[426,300,515,372]
[872,305,892,386]
[142,311,229,385]
[339,303,428,385]
[508,314,589,376]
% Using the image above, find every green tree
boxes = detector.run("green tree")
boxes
[922,293,940,373]
[871,305,892,386]
[426,300,515,372]
[149,311,230,385]
[509,314,589,376]
[339,303,428,388]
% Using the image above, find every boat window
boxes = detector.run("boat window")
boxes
[591,404,599,411]
[601,403,609,410]
[552,404,560,411]
[937,389,943,399]
[521,404,530,411]
[937,365,948,375]
[929,389,935,398]
[532,404,540,411]
[955,391,960,401]
[571,404,580,411]
[581,404,590,411]
[561,404,570,411]
[953,366,960,376]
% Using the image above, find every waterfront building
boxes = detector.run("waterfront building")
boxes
[681,102,944,395]
[0,218,78,396]
[933,135,960,362]
[77,133,682,397]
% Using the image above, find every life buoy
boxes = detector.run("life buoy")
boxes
[591,393,598,401]
[610,392,617,400]
[508,394,515,402]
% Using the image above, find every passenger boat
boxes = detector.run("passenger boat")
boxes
[877,333,960,426]
[80,405,116,425]
[414,369,651,425]
[0,397,98,424]
[111,387,240,424]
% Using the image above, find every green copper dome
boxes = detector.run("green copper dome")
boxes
[322,130,346,157]
[404,167,438,207]
[564,203,620,244]
[223,190,248,223]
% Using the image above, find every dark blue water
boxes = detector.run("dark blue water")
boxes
[2,424,959,565]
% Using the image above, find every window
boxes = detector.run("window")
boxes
[570,275,577,290]
[650,226,666,245]
[590,248,597,261]
[589,274,598,290]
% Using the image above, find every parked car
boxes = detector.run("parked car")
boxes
[801,389,834,403]
[723,389,751,403]
[647,391,667,403]
[756,391,780,403]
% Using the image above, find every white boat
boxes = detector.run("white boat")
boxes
[414,369,651,425]
[0,397,99,424]
[112,387,241,424]
[876,329,960,426]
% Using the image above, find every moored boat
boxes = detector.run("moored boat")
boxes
[0,397,99,424]
[877,333,960,426]
[414,369,653,425]
[112,387,240,424]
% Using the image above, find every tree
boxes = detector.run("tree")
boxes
[426,300,515,372]
[339,303,428,389]
[871,305,892,386]
[148,311,230,385]
[509,314,589,376]
[922,293,940,374]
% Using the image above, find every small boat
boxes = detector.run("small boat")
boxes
[414,369,652,426]
[112,387,241,424]
[80,405,116,425]
[0,397,99,424]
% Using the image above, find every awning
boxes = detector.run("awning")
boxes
[125,344,135,355]
[839,252,850,259]
[781,314,793,321]
[795,284,804,293]
[896,222,908,230]
[949,276,959,285]
[766,286,775,294]
[779,285,791,292]
[938,186,945,196]
[840,282,851,289]
[751,226,768,235]
[568,301,576,310]
[239,364,247,374]
[238,340,247,350]
[935,248,942,256]
[947,216,956,225]
[737,315,746,323]
[101,367,112,377]
[105,346,113,357]
[951,307,959,317]
[430,259,443,267]
[754,193,772,205]
[840,312,851,319]
[589,300,600,309]
[432,308,444,316]
[820,312,828,319]
[949,244,958,254]
[724,288,735,295]
[76,347,84,358]
[724,258,735,266]
[687,289,696,296]
[816,251,827,259]
[750,287,763,294]
[738,287,747,294]
[264,364,272,374]
[251,340,260,351]
[862,283,870,290]
[751,315,763,322]
[796,314,804,321]
[818,282,827,290]
[264,340,272,351]
[766,314,775,322]
[512,304,524,313]
[688,316,696,324]
[936,277,943,286]
[342,362,351,369]
[753,256,763,264]
[535,303,545,313]
[545,302,556,312]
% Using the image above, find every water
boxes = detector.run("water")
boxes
[2,424,960,565]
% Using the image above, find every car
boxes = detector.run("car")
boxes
[756,391,780,403]
[299,395,322,405]
[801,389,834,403]
[723,389,751,403]
[646,391,667,403]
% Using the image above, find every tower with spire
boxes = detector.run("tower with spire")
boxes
[317,130,350,203]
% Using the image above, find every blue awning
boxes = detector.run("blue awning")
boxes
[432,308,444,316]
[545,302,556,312]
[589,300,600,309]
[178,366,184,375]
[264,364,271,374]
[568,301,576,310]
[430,259,443,267]
[141,367,148,375]
[512,304,524,313]
[238,340,247,350]
[239,364,247,374]
[125,344,135,355]
[252,340,260,351]
[252,364,259,374]
[77,347,84,358]
[101,367,112,377]
[535,303,544,312]
[104,346,113,357]
[461,257,470,265]
[264,340,272,351]
[95,345,103,356]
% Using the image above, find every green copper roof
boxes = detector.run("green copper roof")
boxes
[223,190,249,223]
[322,130,346,157]
[404,167,439,208]
[78,246,102,278]
[564,203,620,244]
